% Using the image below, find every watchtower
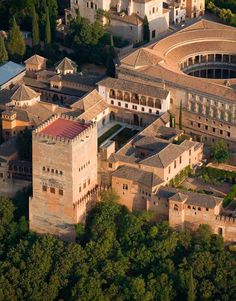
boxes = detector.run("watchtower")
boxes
[29,114,97,241]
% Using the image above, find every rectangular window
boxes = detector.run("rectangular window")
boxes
[179,156,182,164]
[123,184,128,190]
[43,185,47,192]
[50,187,55,194]
[59,189,63,196]
[109,163,112,168]
[83,182,86,189]
[174,160,176,168]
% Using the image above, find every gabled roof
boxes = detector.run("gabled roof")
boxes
[156,186,223,209]
[98,77,169,99]
[55,57,77,72]
[140,143,185,168]
[73,90,109,121]
[121,48,162,68]
[0,61,25,86]
[24,54,47,65]
[112,165,163,187]
[10,84,40,101]
[170,192,188,202]
[72,90,105,111]
[110,12,143,26]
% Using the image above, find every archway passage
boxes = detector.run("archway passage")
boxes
[133,114,139,126]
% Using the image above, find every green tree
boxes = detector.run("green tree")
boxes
[210,139,230,163]
[106,34,116,78]
[32,5,40,48]
[187,268,196,301]
[16,128,32,161]
[45,6,51,45]
[179,100,183,130]
[143,15,150,43]
[7,17,25,62]
[0,35,8,63]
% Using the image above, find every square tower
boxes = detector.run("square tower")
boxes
[29,115,97,241]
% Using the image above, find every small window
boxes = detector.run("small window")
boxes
[187,205,191,209]
[60,171,63,175]
[206,207,209,211]
[59,189,63,196]
[109,163,112,168]
[198,207,201,211]
[50,187,55,194]
[174,204,178,211]
[123,184,128,190]
[42,185,47,192]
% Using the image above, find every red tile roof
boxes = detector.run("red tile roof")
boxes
[40,118,88,139]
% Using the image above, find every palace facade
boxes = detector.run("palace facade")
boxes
[110,20,236,150]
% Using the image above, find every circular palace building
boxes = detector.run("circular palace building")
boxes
[118,20,236,150]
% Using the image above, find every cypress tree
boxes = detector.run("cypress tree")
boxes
[7,17,25,62]
[32,5,40,48]
[0,35,8,63]
[45,6,51,45]
[143,15,150,43]
[187,268,196,301]
[106,34,116,78]
[179,100,183,130]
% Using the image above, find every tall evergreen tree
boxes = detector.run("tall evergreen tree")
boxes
[179,100,183,130]
[0,35,8,63]
[7,17,25,62]
[45,6,51,45]
[106,34,116,78]
[32,5,40,49]
[187,268,196,301]
[143,15,150,43]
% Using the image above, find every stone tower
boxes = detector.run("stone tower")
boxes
[29,114,97,241]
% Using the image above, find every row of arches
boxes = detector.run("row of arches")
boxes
[109,89,162,109]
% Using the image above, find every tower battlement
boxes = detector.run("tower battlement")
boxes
[33,113,96,145]
[216,215,236,225]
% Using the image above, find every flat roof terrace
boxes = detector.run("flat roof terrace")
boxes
[40,118,89,139]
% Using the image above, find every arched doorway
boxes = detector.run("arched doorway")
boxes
[110,111,115,121]
[133,114,139,126]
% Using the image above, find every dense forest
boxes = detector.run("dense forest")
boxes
[0,190,235,301]
[206,0,236,13]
